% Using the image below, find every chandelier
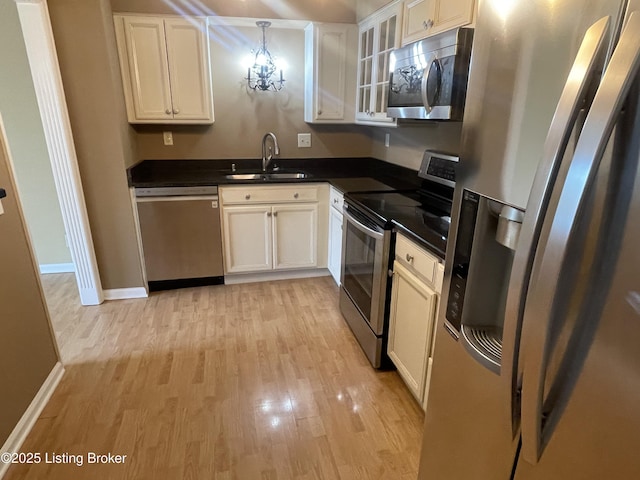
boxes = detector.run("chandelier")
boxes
[246,21,285,92]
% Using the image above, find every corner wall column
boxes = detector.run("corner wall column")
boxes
[15,0,103,305]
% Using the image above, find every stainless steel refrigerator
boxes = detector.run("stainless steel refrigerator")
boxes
[418,0,640,478]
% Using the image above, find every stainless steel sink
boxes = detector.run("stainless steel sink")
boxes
[266,172,307,179]
[224,173,263,180]
[224,172,308,181]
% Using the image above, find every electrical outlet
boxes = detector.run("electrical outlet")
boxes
[163,131,174,146]
[385,133,390,148]
[297,133,311,148]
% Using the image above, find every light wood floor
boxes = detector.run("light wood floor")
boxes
[6,275,424,480]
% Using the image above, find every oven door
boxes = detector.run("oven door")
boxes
[341,204,390,336]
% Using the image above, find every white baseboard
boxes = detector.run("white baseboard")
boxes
[224,268,330,285]
[0,362,64,479]
[39,263,75,274]
[103,287,148,301]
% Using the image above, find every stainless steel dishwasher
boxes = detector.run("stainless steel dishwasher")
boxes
[135,186,224,290]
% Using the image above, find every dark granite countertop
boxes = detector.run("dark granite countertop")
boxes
[127,157,422,193]
[127,157,453,257]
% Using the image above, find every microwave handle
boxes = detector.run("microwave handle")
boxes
[421,64,432,112]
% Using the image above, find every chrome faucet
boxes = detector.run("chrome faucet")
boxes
[261,132,280,172]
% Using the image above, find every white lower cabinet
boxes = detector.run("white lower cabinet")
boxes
[327,186,344,285]
[388,233,443,407]
[388,261,437,402]
[328,207,343,284]
[220,184,328,277]
[222,205,272,273]
[273,204,318,270]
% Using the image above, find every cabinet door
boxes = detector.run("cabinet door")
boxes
[164,17,213,122]
[388,260,437,403]
[122,16,173,121]
[356,2,401,125]
[371,4,401,121]
[402,0,435,45]
[356,23,375,121]
[272,204,318,270]
[222,205,272,273]
[431,0,475,36]
[402,0,475,44]
[304,23,356,123]
[328,206,343,285]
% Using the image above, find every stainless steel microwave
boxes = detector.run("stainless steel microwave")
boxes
[388,28,473,121]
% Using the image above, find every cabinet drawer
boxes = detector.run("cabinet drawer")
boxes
[329,186,344,212]
[221,185,319,205]
[395,233,439,287]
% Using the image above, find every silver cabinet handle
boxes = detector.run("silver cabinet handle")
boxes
[423,19,434,29]
[273,211,278,217]
[267,211,272,217]
[245,194,251,200]
[165,109,171,115]
[405,253,414,263]
[333,198,339,204]
[294,193,299,199]
[173,108,179,114]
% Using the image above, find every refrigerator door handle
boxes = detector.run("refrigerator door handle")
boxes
[520,12,640,464]
[501,16,612,437]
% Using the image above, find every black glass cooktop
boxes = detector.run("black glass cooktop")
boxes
[346,190,452,259]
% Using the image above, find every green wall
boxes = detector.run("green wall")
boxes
[0,0,70,267]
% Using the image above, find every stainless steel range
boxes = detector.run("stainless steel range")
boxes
[339,151,458,368]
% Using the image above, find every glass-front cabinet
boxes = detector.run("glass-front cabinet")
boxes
[356,1,402,125]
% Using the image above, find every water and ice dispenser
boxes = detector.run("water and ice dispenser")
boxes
[445,189,524,374]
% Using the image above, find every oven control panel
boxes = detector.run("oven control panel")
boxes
[419,150,458,187]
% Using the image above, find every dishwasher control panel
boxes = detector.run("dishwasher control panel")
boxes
[135,186,218,197]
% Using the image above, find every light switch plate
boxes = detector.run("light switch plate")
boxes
[297,133,311,148]
[163,131,173,146]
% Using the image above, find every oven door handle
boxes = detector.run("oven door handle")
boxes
[344,209,384,240]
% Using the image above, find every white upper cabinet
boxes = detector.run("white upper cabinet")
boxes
[356,1,402,126]
[401,0,475,45]
[114,15,214,124]
[304,23,358,124]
